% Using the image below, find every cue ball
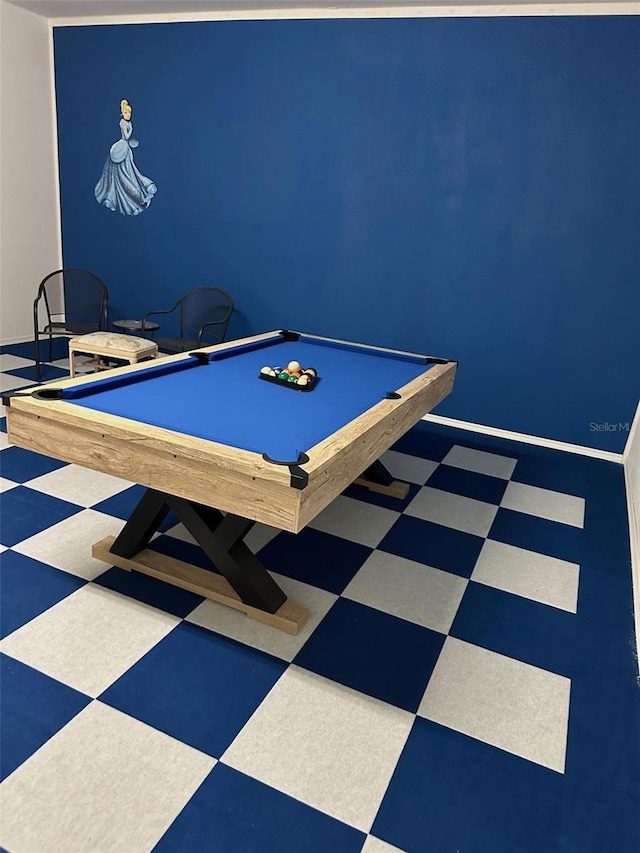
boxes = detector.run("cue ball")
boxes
[287,360,301,373]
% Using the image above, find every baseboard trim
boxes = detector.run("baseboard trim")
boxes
[0,335,36,347]
[621,401,640,673]
[421,413,623,464]
[624,467,640,675]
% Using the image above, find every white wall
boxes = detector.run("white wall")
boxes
[0,0,60,344]
[623,401,640,663]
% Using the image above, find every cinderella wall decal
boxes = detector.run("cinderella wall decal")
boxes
[94,99,157,215]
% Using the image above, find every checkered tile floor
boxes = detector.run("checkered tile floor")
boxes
[1,339,639,853]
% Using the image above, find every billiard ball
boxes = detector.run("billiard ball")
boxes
[287,360,301,373]
[297,375,309,386]
[278,371,289,380]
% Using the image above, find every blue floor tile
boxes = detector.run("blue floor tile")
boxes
[0,655,90,781]
[450,581,578,676]
[489,508,583,564]
[0,486,82,547]
[92,485,179,529]
[379,514,484,578]
[373,717,565,853]
[294,598,445,712]
[1,338,69,361]
[426,464,508,504]
[154,763,365,853]
[391,423,454,461]
[259,527,371,594]
[0,550,86,639]
[511,454,588,497]
[0,417,6,432]
[101,622,287,758]
[0,446,69,483]
[6,364,69,384]
[94,565,204,618]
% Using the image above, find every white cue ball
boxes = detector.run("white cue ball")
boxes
[287,360,301,373]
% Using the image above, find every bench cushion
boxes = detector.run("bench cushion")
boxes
[71,332,156,353]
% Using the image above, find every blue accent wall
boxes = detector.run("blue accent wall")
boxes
[53,16,640,452]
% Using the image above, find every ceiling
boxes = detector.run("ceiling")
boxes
[5,0,623,19]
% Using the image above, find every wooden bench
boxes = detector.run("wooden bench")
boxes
[69,332,158,377]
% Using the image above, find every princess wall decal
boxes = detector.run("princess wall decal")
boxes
[94,99,157,215]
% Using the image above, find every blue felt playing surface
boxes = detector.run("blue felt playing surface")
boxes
[63,336,435,460]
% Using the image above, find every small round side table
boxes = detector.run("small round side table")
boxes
[113,319,160,336]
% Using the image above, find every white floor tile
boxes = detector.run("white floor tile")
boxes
[418,637,571,773]
[344,550,467,634]
[308,495,400,548]
[0,476,18,493]
[0,701,215,853]
[13,509,126,581]
[0,375,36,394]
[27,464,131,507]
[502,481,585,528]
[472,540,580,612]
[406,486,498,537]
[223,666,413,832]
[380,449,439,485]
[0,584,179,696]
[442,445,517,479]
[0,355,33,371]
[49,356,91,371]
[244,522,281,554]
[165,519,280,555]
[0,430,9,450]
[187,572,338,661]
[0,544,6,554]
[362,836,407,853]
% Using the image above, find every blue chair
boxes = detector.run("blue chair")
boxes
[33,269,109,381]
[141,287,233,353]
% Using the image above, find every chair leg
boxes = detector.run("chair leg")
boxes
[35,334,41,382]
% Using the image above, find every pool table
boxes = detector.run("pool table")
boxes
[4,330,457,633]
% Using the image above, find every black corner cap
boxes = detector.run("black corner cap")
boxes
[262,451,310,489]
[188,352,210,365]
[279,330,301,342]
[2,388,43,407]
[426,356,455,365]
[385,391,402,400]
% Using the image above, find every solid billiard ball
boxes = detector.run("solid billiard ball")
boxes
[287,360,301,373]
[260,366,273,376]
[287,374,298,382]
[297,375,309,386]
[278,371,289,380]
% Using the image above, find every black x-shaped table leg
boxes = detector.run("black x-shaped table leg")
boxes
[109,488,287,614]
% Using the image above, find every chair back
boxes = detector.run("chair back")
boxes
[179,287,233,345]
[36,269,108,330]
